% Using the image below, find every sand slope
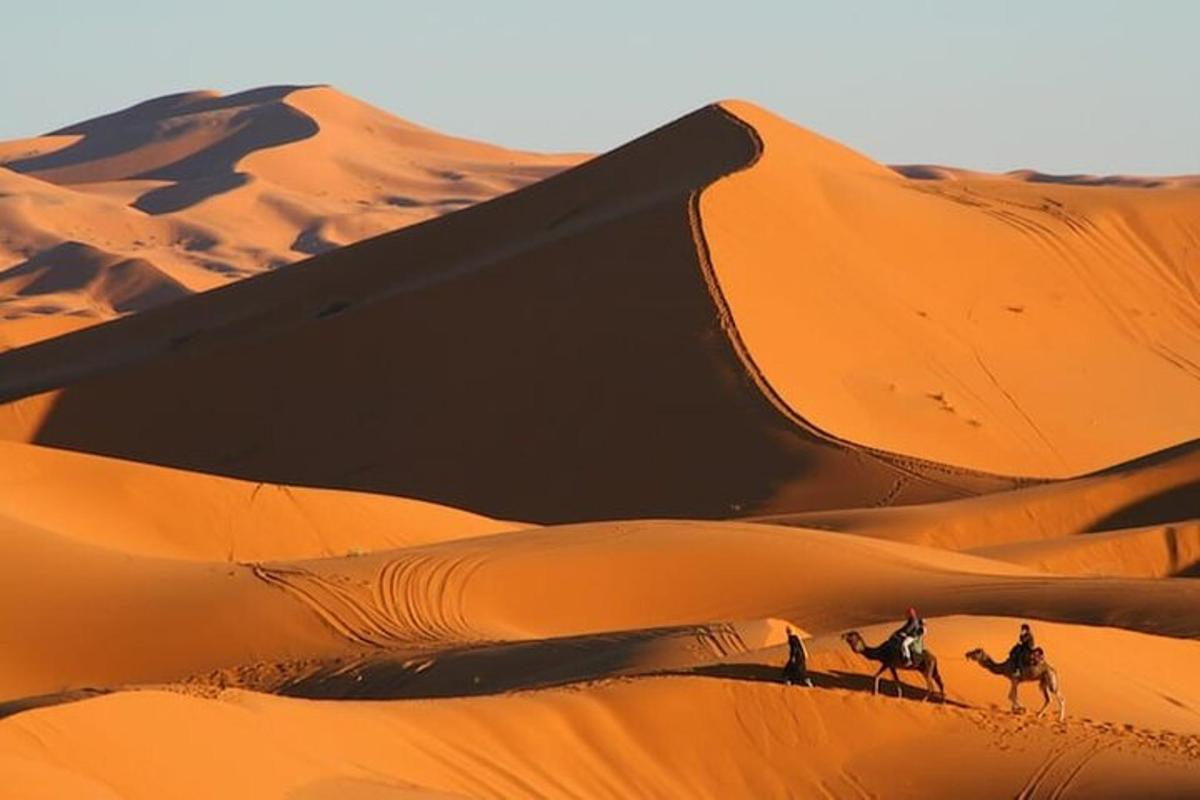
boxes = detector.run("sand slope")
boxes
[1,677,1197,800]
[0,101,1196,520]
[3,516,1199,796]
[7,517,1200,702]
[0,85,580,346]
[0,103,1034,522]
[706,102,1200,478]
[763,439,1200,546]
[0,441,521,561]
[0,96,1197,797]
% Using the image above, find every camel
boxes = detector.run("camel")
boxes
[965,648,1065,722]
[841,631,945,700]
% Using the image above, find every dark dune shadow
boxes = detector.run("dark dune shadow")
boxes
[0,688,109,720]
[279,624,739,701]
[1013,171,1164,189]
[4,85,320,215]
[1085,481,1200,532]
[5,85,312,174]
[889,164,946,180]
[4,105,1023,523]
[134,172,250,214]
[1,241,189,312]
[682,663,967,707]
[1085,438,1200,476]
[290,223,340,256]
[0,241,117,292]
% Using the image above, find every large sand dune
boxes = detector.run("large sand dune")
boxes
[1,93,1197,797]
[1,101,1197,521]
[0,86,580,346]
[1,516,1198,797]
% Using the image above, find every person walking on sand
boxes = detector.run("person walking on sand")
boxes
[783,626,813,687]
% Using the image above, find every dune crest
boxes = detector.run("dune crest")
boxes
[0,85,582,347]
[703,101,1200,479]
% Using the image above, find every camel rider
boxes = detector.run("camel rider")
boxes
[1008,623,1036,676]
[783,626,813,687]
[892,607,926,667]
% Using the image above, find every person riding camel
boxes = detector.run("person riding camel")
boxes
[891,607,926,667]
[1008,623,1036,676]
[783,626,813,687]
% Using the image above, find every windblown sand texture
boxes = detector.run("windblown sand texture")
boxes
[0,85,581,347]
[0,92,1197,798]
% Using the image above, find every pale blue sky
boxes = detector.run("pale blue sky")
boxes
[2,1,1197,174]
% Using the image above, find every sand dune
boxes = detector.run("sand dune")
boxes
[972,521,1200,578]
[0,103,1035,522]
[893,163,1200,189]
[1,93,1197,797]
[0,85,581,347]
[761,438,1200,549]
[707,102,1200,478]
[3,515,1199,796]
[0,441,522,561]
[7,517,1199,703]
[0,101,1196,522]
[2,617,1198,798]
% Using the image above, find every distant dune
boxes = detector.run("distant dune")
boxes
[0,85,582,346]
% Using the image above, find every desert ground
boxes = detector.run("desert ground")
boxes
[0,88,1197,798]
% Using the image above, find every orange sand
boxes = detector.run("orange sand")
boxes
[0,86,582,346]
[0,92,1196,798]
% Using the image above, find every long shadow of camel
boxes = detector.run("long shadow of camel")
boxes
[678,662,972,709]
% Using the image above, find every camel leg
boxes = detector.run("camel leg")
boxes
[890,668,903,698]
[1035,681,1051,718]
[1050,671,1066,722]
[872,665,885,695]
[921,668,935,702]
[1008,679,1024,713]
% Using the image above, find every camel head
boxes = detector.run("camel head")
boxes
[964,648,986,663]
[841,631,864,652]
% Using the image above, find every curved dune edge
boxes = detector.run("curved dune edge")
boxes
[0,441,525,561]
[7,516,1200,703]
[971,521,1200,578]
[0,103,1029,522]
[1,652,1197,799]
[702,101,1200,479]
[758,438,1200,552]
[0,85,583,347]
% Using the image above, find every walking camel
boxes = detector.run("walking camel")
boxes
[841,630,945,700]
[965,648,1066,722]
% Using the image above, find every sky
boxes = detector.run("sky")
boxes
[2,1,1197,174]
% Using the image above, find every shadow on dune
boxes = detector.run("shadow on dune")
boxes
[274,624,966,709]
[0,241,190,312]
[682,663,969,708]
[1085,481,1200,533]
[0,688,109,720]
[1012,171,1166,189]
[278,624,754,701]
[1176,561,1200,578]
[5,104,1023,522]
[133,171,252,214]
[3,85,319,214]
